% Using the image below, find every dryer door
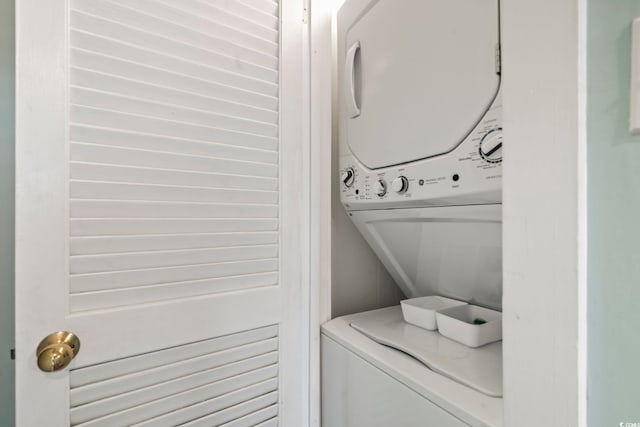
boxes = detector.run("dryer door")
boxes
[350,205,502,310]
[339,0,500,169]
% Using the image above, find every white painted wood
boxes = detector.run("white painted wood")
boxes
[255,418,279,427]
[157,1,279,43]
[70,89,279,135]
[217,404,278,427]
[129,383,278,426]
[15,0,309,425]
[71,364,278,425]
[74,375,279,426]
[178,393,278,427]
[70,163,278,190]
[70,272,279,311]
[70,218,278,236]
[70,49,278,109]
[71,0,278,69]
[70,106,278,151]
[502,0,588,425]
[70,144,277,176]
[71,342,278,404]
[277,0,311,425]
[70,326,277,386]
[309,0,337,426]
[70,70,279,123]
[69,259,278,291]
[70,200,278,220]
[70,182,278,205]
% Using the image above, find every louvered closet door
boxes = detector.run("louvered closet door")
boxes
[15,1,308,426]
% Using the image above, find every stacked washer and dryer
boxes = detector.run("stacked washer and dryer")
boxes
[321,0,504,426]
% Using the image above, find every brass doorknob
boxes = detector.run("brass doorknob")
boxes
[36,331,80,372]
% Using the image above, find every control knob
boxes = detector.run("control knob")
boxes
[341,168,355,187]
[479,128,503,163]
[391,176,409,194]
[374,179,387,197]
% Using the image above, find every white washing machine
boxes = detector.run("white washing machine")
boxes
[322,0,503,425]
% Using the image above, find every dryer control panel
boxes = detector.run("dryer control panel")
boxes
[340,98,502,211]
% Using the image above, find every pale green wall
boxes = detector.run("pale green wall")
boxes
[0,0,14,425]
[588,0,640,425]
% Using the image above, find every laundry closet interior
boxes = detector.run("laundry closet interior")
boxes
[321,0,503,425]
[4,0,591,425]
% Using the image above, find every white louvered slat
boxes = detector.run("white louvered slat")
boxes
[73,368,278,426]
[217,404,278,427]
[70,164,278,191]
[70,232,278,255]
[69,7,278,84]
[70,106,278,151]
[162,0,278,42]
[131,383,278,427]
[70,326,277,387]
[70,339,278,406]
[74,0,278,69]
[70,353,278,423]
[70,48,278,109]
[71,182,277,205]
[70,126,278,163]
[70,218,278,236]
[111,0,278,55]
[70,144,277,177]
[255,417,279,427]
[70,200,277,219]
[69,259,278,292]
[180,393,278,427]
[196,0,279,30]
[70,272,279,311]
[70,245,278,273]
[71,88,278,136]
[69,327,279,426]
[70,69,278,123]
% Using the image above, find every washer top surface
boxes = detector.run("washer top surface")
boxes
[340,0,500,169]
[322,306,503,427]
[349,306,502,397]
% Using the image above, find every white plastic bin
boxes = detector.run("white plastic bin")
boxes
[436,304,502,347]
[400,296,467,331]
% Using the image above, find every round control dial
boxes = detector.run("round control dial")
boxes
[391,176,409,194]
[479,128,503,163]
[341,168,355,187]
[374,180,387,197]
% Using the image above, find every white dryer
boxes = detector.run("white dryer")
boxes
[322,0,504,425]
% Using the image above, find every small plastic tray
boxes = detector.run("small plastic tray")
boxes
[436,304,502,348]
[400,296,467,331]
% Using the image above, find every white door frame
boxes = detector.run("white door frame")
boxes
[309,1,337,426]
[280,0,312,425]
[501,0,588,426]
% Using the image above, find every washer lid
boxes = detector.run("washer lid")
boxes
[342,0,500,169]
